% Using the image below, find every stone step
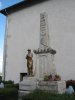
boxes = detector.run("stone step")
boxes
[18,90,31,97]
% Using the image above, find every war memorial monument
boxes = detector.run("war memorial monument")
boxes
[19,12,66,95]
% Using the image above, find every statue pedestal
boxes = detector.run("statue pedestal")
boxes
[19,77,37,97]
[38,81,66,94]
[19,76,66,96]
[19,77,37,91]
[34,48,57,79]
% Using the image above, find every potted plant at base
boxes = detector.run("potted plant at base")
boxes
[44,75,49,81]
[44,74,54,81]
[54,75,61,81]
[48,74,54,81]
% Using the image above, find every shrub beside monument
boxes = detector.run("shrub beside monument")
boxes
[0,80,18,100]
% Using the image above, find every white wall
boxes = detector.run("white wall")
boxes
[4,0,75,83]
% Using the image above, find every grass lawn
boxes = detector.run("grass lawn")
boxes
[23,90,75,100]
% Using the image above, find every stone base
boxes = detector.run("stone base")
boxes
[19,77,66,96]
[19,77,37,96]
[38,81,66,94]
[18,90,31,97]
[19,77,37,91]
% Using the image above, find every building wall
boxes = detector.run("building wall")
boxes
[4,0,75,83]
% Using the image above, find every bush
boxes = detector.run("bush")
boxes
[0,80,19,89]
[0,76,2,81]
[23,90,75,100]
[0,88,18,100]
[14,83,19,89]
[0,80,19,100]
[44,74,61,81]
[2,80,14,84]
[66,80,75,91]
[4,83,19,89]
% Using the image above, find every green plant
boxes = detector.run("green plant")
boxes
[54,74,61,81]
[44,75,49,81]
[55,74,60,78]
[0,80,19,89]
[0,76,2,81]
[49,74,52,78]
[44,74,61,81]
[66,80,75,91]
[2,80,14,84]
[0,88,18,100]
[22,90,75,100]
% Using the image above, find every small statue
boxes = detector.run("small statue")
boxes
[26,49,33,76]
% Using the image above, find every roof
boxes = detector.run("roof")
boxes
[0,0,47,16]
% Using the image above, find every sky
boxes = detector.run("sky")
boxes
[0,0,23,73]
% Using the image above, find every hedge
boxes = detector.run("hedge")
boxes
[0,88,18,100]
[4,83,19,89]
[0,80,19,89]
[66,80,75,91]
[0,80,14,84]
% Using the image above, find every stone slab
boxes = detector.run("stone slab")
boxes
[18,90,31,97]
[38,81,66,93]
[19,76,66,94]
[19,77,37,91]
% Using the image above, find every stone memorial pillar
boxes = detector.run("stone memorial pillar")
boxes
[34,12,56,79]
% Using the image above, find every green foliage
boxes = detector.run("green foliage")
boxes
[44,74,61,81]
[0,80,19,89]
[0,80,19,100]
[23,90,75,100]
[13,83,19,89]
[44,75,49,81]
[66,80,75,91]
[0,76,2,81]
[4,83,19,89]
[0,88,18,100]
[2,80,14,84]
